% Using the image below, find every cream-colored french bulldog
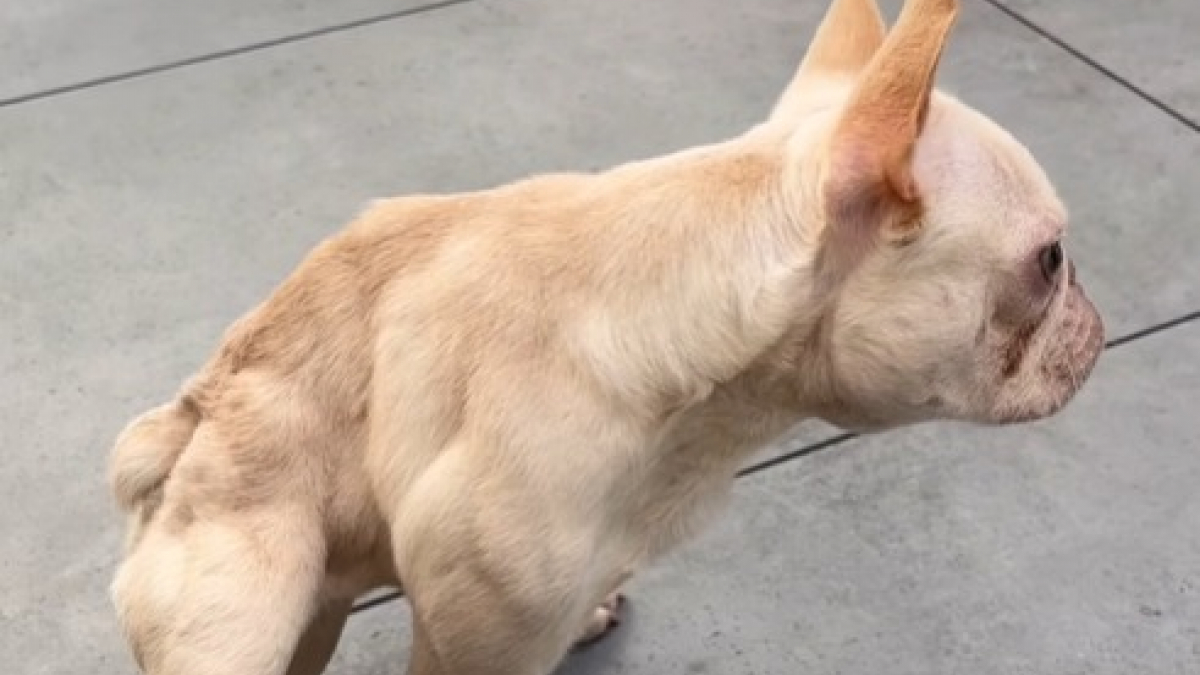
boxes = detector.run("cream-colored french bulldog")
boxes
[108,0,1104,673]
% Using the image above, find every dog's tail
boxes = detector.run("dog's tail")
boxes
[109,395,201,513]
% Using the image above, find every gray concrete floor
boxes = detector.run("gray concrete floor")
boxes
[2,0,1198,673]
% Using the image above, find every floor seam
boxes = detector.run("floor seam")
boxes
[980,0,1200,136]
[0,0,480,109]
[348,307,1200,615]
[8,0,1195,137]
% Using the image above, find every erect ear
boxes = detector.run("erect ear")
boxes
[822,0,958,254]
[770,0,887,122]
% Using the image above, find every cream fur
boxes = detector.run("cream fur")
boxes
[108,1,1104,673]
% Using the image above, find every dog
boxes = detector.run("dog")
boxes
[108,0,1104,673]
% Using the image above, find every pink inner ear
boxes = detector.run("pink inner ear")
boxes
[822,168,891,269]
[885,148,920,203]
[820,144,923,273]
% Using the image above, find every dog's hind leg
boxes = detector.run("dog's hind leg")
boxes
[112,510,326,675]
[406,597,581,675]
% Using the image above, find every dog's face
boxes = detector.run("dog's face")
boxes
[813,100,1105,430]
[769,0,1103,431]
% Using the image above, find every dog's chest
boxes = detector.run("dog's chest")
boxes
[614,402,799,563]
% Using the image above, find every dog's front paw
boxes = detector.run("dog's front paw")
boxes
[574,592,626,649]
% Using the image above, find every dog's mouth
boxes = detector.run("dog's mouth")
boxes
[1061,256,1104,375]
[1009,281,1104,423]
[986,257,1104,426]
[1055,284,1104,384]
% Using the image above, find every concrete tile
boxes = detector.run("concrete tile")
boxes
[2,0,1197,672]
[327,602,412,675]
[0,0,440,102]
[1001,0,1200,123]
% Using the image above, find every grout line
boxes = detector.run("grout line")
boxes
[979,0,1200,135]
[0,0,480,109]
[1103,309,1200,350]
[736,432,857,478]
[351,591,405,614]
[349,309,1200,614]
[3,0,1193,129]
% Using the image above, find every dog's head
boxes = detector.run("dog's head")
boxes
[765,0,1103,431]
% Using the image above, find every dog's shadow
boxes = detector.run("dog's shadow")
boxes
[333,598,634,675]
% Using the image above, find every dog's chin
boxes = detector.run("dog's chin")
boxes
[815,409,901,435]
[811,396,943,436]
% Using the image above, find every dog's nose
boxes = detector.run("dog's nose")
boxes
[1067,258,1078,286]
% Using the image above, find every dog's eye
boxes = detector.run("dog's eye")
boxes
[1038,241,1064,282]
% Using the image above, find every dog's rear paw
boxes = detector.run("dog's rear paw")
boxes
[574,592,626,649]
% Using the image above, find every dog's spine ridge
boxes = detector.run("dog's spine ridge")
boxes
[109,395,201,511]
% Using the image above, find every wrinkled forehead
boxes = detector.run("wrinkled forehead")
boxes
[914,94,1067,253]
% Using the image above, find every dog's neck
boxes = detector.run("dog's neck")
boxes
[581,126,836,432]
